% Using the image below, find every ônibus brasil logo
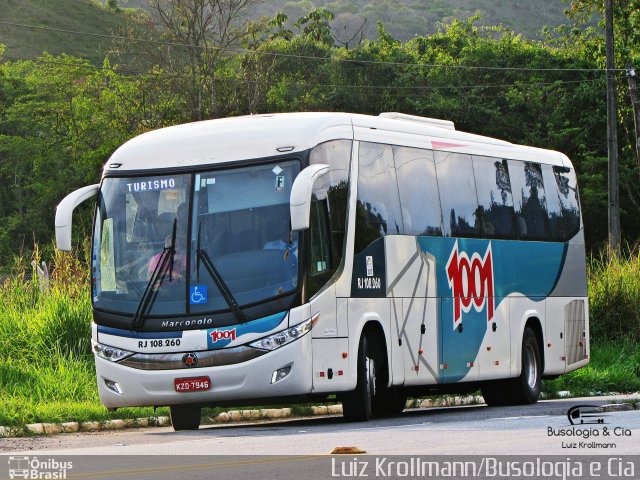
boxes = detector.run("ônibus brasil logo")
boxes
[445,241,495,330]
[209,328,237,343]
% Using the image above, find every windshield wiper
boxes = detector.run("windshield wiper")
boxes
[196,223,247,323]
[131,219,177,330]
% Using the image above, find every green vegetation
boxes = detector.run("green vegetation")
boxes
[0,248,167,429]
[587,248,640,342]
[543,339,640,397]
[1,0,640,432]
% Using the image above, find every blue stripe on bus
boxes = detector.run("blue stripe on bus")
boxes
[97,326,184,339]
[417,237,568,383]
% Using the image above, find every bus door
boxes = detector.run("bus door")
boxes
[386,237,439,386]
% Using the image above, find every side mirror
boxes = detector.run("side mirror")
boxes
[55,184,100,251]
[290,164,330,231]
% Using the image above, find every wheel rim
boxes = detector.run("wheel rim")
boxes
[525,343,538,389]
[366,356,376,398]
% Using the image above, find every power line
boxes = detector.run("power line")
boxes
[0,20,624,74]
[3,54,612,92]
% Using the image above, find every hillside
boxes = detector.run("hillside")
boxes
[249,0,571,41]
[0,0,131,63]
[0,0,574,65]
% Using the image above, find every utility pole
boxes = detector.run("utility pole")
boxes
[606,0,621,253]
[626,66,640,166]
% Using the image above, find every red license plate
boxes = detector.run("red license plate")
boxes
[174,376,211,392]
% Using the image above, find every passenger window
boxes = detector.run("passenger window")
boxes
[473,157,516,238]
[394,146,442,236]
[355,142,404,253]
[435,152,481,237]
[508,160,550,240]
[542,165,581,241]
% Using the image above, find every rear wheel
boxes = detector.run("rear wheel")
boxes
[481,327,541,406]
[513,327,542,404]
[170,404,201,431]
[342,335,376,421]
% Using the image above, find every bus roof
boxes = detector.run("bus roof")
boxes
[105,112,572,174]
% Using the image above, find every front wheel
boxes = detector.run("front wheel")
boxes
[374,390,408,416]
[342,335,376,421]
[170,404,201,431]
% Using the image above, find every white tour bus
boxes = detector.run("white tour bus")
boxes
[56,112,588,430]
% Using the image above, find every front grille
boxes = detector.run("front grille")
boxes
[118,346,266,370]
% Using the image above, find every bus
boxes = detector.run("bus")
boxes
[55,112,588,430]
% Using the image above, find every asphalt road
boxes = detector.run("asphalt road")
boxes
[1,395,639,480]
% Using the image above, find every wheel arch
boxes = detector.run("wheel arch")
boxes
[359,320,391,389]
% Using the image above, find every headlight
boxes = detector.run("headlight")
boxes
[250,316,316,351]
[93,341,134,362]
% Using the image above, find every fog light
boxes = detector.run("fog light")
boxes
[104,378,123,395]
[271,365,292,384]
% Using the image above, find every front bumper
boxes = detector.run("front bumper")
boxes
[96,332,313,408]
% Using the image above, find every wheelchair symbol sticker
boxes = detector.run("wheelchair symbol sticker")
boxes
[190,285,208,305]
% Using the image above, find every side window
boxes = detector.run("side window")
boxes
[394,146,442,236]
[310,140,351,269]
[309,198,331,275]
[435,152,481,237]
[355,142,404,253]
[508,160,550,240]
[542,165,581,241]
[473,156,516,238]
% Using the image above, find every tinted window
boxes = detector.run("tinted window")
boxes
[355,142,404,253]
[473,157,516,238]
[509,160,550,240]
[190,161,300,313]
[394,146,442,236]
[310,140,351,269]
[307,197,332,296]
[435,152,481,237]
[542,165,581,241]
[93,175,191,316]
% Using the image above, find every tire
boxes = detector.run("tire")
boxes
[513,327,542,404]
[374,390,408,416]
[170,404,201,431]
[481,327,541,406]
[342,335,376,421]
[481,381,513,406]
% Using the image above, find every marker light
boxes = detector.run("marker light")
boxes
[93,341,134,362]
[250,318,314,351]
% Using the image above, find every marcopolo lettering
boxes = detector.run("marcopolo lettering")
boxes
[446,241,495,330]
[161,318,213,328]
[127,178,176,192]
[210,328,237,343]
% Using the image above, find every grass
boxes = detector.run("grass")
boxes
[542,339,640,397]
[1,246,639,430]
[587,247,640,342]
[0,248,171,428]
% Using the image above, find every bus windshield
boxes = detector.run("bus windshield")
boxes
[92,160,300,319]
